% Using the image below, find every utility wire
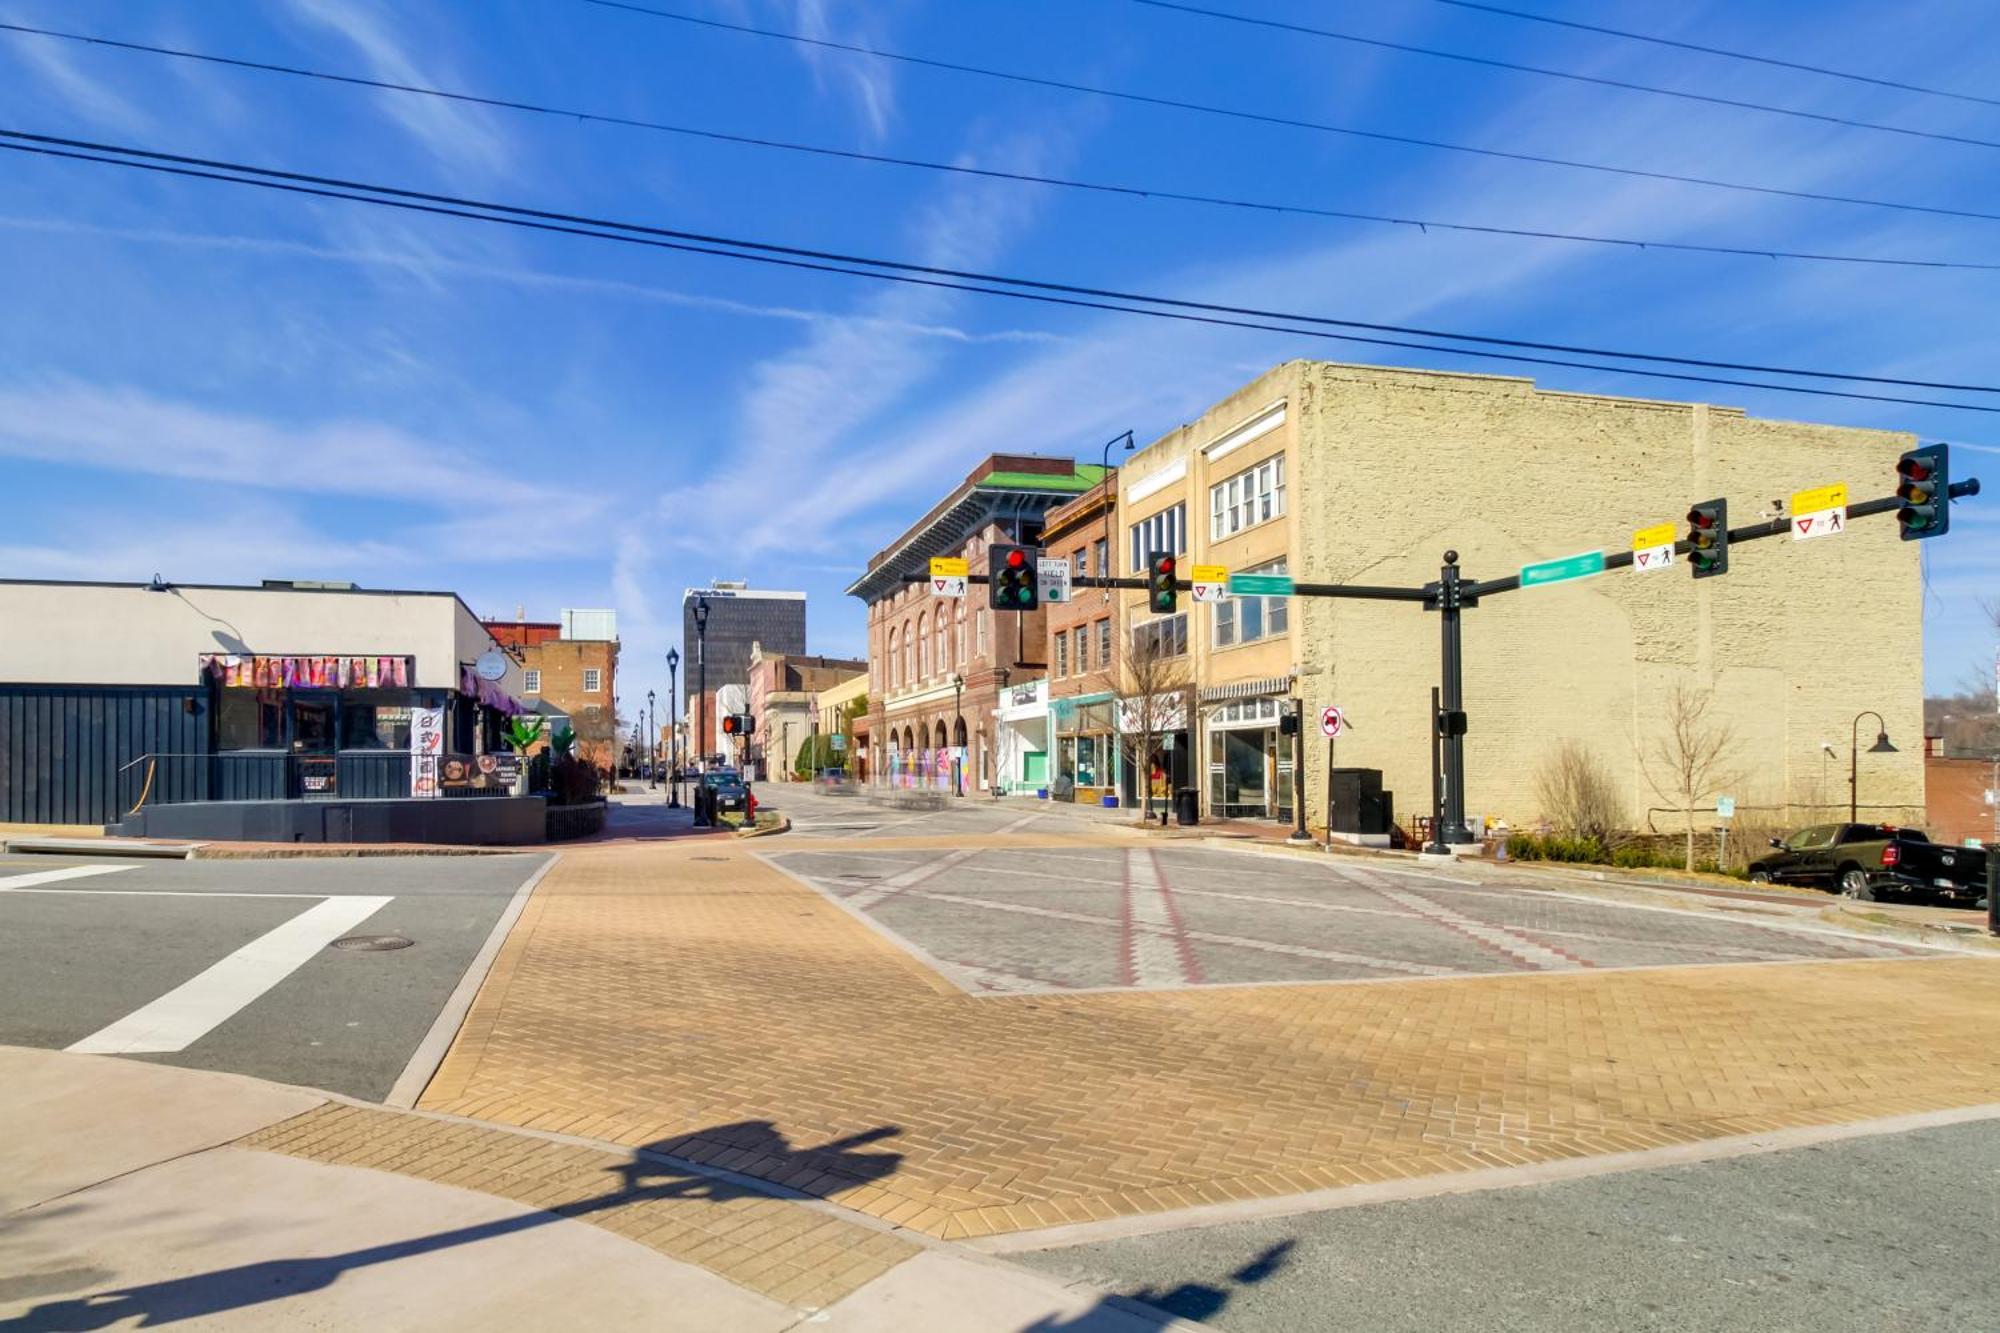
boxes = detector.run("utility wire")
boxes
[3,127,1996,415]
[1131,0,2000,153]
[577,0,2000,225]
[5,20,1994,276]
[1427,0,2000,111]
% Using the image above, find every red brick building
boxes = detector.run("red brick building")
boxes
[847,455,1106,793]
[1039,479,1128,805]
[746,647,865,782]
[482,610,620,773]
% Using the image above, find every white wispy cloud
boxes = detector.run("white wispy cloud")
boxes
[282,0,510,179]
[786,0,898,140]
[6,33,152,135]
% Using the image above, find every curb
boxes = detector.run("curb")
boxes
[733,814,792,839]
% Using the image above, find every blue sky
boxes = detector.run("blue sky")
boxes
[1,0,1995,719]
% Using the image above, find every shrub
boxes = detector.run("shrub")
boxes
[1532,741,1625,846]
[549,754,600,806]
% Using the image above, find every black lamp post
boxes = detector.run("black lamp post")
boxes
[646,689,657,789]
[693,598,711,826]
[1099,430,1134,592]
[952,673,965,798]
[666,647,681,807]
[1848,711,1897,822]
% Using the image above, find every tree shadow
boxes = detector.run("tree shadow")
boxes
[3,1120,902,1331]
[1019,1240,1295,1331]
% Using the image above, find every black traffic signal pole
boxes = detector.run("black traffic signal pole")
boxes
[898,475,1980,851]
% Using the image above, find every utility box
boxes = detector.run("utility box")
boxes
[1329,768,1392,835]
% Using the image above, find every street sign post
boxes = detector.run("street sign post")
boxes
[1791,482,1848,541]
[1229,571,1294,597]
[1319,705,1346,847]
[929,556,968,598]
[1520,550,1607,589]
[1715,794,1736,819]
[1632,522,1676,573]
[1038,557,1073,603]
[1191,563,1229,603]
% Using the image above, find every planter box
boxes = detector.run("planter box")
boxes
[545,799,607,842]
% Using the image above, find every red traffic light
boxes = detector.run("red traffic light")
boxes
[721,716,740,735]
[1685,506,1715,529]
[1006,548,1027,569]
[1897,456,1934,484]
[1154,555,1175,574]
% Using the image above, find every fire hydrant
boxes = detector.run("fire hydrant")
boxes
[747,790,758,822]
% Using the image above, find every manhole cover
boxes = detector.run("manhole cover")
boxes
[331,935,415,952]
[693,855,731,862]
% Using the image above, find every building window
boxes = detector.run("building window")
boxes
[524,669,541,694]
[977,609,988,658]
[887,627,899,688]
[1215,559,1290,648]
[1133,613,1188,660]
[903,620,914,684]
[936,614,949,674]
[1073,547,1087,577]
[955,603,966,667]
[917,612,930,679]
[216,688,284,750]
[1128,502,1186,572]
[582,668,602,693]
[1054,630,1069,678]
[1096,617,1112,669]
[1209,454,1286,540]
[1075,624,1090,674]
[1092,537,1109,579]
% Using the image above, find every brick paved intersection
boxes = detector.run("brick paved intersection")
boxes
[418,826,2000,1242]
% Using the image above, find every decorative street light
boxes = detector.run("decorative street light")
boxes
[1098,430,1134,600]
[646,689,657,790]
[952,672,965,798]
[1848,711,1897,822]
[666,647,681,808]
[693,599,711,828]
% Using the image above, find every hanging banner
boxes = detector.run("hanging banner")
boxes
[410,705,445,799]
[202,654,412,689]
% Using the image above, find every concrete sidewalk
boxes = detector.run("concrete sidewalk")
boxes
[0,1046,1199,1332]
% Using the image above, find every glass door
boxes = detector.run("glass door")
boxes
[291,692,337,798]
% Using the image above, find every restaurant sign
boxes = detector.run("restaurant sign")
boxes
[411,706,445,799]
[201,654,413,689]
[440,753,521,791]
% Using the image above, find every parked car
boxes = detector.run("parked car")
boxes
[1748,823,1989,904]
[709,774,751,814]
[699,768,742,789]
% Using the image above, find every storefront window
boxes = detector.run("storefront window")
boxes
[216,688,285,750]
[340,695,414,750]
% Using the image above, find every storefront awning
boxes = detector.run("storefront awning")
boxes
[460,666,527,716]
[1200,674,1295,703]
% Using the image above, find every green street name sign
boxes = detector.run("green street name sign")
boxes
[1520,550,1606,589]
[1228,573,1295,596]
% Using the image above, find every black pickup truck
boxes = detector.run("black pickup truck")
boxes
[1748,823,1990,904]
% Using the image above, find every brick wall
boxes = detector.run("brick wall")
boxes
[517,638,619,772]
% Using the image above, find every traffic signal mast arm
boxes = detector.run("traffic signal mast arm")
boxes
[1464,481,1980,599]
[902,572,1429,601]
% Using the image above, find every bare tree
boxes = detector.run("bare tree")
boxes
[1532,740,1625,846]
[1116,620,1193,821]
[1641,681,1738,871]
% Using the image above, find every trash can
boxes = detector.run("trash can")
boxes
[1174,787,1199,827]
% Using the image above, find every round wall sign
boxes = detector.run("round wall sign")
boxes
[475,648,509,682]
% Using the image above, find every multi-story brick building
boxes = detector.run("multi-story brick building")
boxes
[681,582,805,763]
[746,646,864,782]
[482,609,620,774]
[1038,477,1131,807]
[847,455,1106,793]
[1111,359,1927,834]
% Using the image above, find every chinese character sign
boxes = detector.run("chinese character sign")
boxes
[411,706,444,799]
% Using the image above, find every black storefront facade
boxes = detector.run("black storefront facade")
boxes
[0,578,543,843]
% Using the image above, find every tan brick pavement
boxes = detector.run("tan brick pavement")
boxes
[241,1103,918,1308]
[418,837,2000,1241]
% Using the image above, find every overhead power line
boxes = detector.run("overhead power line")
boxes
[1427,0,2000,111]
[577,0,2000,225]
[3,126,1995,416]
[6,21,1991,276]
[1131,0,2000,153]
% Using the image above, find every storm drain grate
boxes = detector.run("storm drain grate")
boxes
[331,935,415,952]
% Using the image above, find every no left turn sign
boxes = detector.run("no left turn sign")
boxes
[1320,705,1345,738]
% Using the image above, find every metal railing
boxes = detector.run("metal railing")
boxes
[117,751,440,811]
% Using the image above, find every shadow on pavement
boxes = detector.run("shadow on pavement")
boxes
[1019,1240,1295,1331]
[5,1121,903,1330]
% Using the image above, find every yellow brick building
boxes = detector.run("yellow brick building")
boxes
[1114,360,1927,836]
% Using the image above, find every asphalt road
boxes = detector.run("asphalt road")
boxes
[1022,1119,2000,1333]
[0,851,546,1100]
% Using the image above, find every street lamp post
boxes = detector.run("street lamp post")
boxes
[646,689,657,789]
[666,648,681,807]
[952,673,965,798]
[1099,430,1134,600]
[693,599,711,827]
[1848,710,1897,822]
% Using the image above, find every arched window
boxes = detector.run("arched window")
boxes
[886,626,899,688]
[901,619,913,684]
[936,613,949,674]
[955,602,966,667]
[917,612,930,679]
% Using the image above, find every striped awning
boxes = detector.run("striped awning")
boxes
[1199,674,1295,703]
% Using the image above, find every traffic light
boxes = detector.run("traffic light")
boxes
[1685,498,1728,579]
[988,544,1039,610]
[1895,444,1949,540]
[719,714,755,736]
[1147,551,1178,613]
